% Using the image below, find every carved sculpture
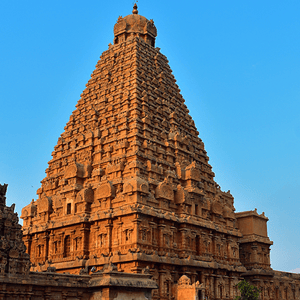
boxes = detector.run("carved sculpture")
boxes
[0,184,31,276]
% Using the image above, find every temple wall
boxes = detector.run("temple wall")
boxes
[246,271,300,300]
[4,3,300,299]
[0,272,89,300]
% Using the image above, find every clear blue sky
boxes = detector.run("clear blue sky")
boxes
[1,0,299,273]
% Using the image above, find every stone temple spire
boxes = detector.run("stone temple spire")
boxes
[114,4,157,46]
[20,4,273,298]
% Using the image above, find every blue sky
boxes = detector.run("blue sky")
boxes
[1,0,299,272]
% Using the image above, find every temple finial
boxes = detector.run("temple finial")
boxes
[132,3,138,14]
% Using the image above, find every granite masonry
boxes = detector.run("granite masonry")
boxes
[4,4,298,300]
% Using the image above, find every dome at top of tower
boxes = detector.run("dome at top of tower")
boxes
[113,4,157,46]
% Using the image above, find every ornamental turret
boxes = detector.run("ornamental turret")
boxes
[114,4,157,46]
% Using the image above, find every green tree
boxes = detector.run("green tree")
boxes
[234,279,260,300]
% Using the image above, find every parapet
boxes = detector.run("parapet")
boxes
[235,209,272,244]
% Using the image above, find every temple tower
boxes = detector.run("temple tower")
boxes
[21,5,272,300]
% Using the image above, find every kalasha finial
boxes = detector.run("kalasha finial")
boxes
[132,3,138,14]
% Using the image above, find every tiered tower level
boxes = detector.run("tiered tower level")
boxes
[21,5,273,299]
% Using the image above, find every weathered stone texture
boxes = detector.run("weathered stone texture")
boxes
[0,183,31,276]
[16,4,300,300]
[0,183,157,300]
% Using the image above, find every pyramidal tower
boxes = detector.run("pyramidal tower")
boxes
[21,5,273,299]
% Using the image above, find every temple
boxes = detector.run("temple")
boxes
[17,4,300,300]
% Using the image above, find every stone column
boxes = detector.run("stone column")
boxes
[268,247,271,265]
[80,226,90,257]
[131,218,140,247]
[42,235,49,261]
[58,232,64,258]
[93,226,99,249]
[33,236,39,259]
[200,233,206,255]
[149,221,157,246]
[105,222,113,253]
[49,233,55,257]
[200,272,204,284]
[171,226,177,248]
[228,238,233,259]
[251,244,258,264]
[179,228,187,251]
[191,271,197,284]
[115,221,123,245]
[221,237,227,258]
[229,276,234,299]
[213,236,219,257]
[214,276,220,299]
[210,275,215,299]
[159,269,166,298]
[158,224,166,252]
[208,233,213,255]
[200,273,206,300]
[70,229,76,253]
[24,236,32,257]
[224,275,229,299]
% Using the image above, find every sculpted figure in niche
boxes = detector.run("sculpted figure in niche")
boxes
[204,239,211,254]
[0,236,9,250]
[141,229,147,241]
[74,237,82,251]
[98,233,106,247]
[53,241,59,254]
[17,242,26,253]
[163,234,169,247]
[22,260,31,275]
[0,257,7,274]
[232,247,237,258]
[124,229,132,242]
[9,258,17,274]
[156,179,174,201]
[151,228,157,244]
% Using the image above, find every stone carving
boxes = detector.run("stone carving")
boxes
[17,4,300,300]
[155,179,174,201]
[123,177,149,194]
[178,275,191,286]
[0,184,31,276]
[0,183,8,209]
[95,180,115,199]
[177,275,205,300]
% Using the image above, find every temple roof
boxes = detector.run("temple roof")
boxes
[114,4,157,46]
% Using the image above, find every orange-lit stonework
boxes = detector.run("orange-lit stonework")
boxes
[18,5,300,300]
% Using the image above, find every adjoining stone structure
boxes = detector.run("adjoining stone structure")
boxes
[0,183,31,276]
[0,183,157,300]
[18,4,300,300]
[176,275,205,300]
